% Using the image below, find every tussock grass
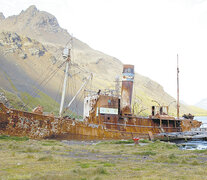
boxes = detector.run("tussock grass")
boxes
[94,177,102,180]
[194,149,207,154]
[98,139,134,145]
[133,151,156,156]
[8,144,20,150]
[38,155,53,161]
[79,163,91,168]
[23,147,40,153]
[103,162,115,167]
[0,137,207,179]
[91,149,100,153]
[191,160,199,165]
[40,140,61,146]
[139,139,150,143]
[95,167,108,175]
[25,154,35,159]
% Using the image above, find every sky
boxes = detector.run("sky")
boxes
[0,0,207,105]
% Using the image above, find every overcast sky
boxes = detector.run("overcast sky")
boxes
[1,0,207,105]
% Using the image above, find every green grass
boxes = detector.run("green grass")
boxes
[21,91,81,118]
[25,154,35,159]
[139,139,150,143]
[79,163,91,168]
[0,88,26,110]
[21,91,60,115]
[38,155,53,161]
[99,139,134,144]
[0,88,81,117]
[0,135,29,141]
[133,151,157,156]
[39,140,61,146]
[103,162,115,167]
[194,149,207,154]
[95,167,108,175]
[22,147,40,153]
[0,137,206,180]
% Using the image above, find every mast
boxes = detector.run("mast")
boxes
[177,54,180,120]
[59,48,70,117]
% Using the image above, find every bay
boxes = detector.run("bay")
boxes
[177,116,207,150]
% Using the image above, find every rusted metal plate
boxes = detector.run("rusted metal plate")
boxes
[181,119,202,132]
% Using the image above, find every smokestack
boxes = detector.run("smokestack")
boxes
[121,64,134,116]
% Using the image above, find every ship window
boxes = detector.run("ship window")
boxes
[152,106,155,116]
[160,107,163,115]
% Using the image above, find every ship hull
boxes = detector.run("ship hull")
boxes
[0,103,202,140]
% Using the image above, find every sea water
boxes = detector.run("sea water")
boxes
[178,116,207,150]
[178,140,207,150]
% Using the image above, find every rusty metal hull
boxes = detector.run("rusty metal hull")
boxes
[0,103,201,140]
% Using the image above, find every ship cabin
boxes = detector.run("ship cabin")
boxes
[83,93,120,129]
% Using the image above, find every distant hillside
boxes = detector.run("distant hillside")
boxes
[195,98,207,110]
[0,5,206,116]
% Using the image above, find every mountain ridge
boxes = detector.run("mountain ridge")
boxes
[0,5,70,46]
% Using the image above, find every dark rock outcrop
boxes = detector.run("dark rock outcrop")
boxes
[0,31,47,58]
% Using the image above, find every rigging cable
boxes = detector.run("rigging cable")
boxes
[24,48,64,99]
[53,71,65,113]
[22,60,66,109]
[21,38,72,109]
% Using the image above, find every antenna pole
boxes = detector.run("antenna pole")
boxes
[177,54,180,120]
[59,49,70,117]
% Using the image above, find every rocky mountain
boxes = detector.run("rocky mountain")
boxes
[0,5,206,116]
[0,5,68,45]
[0,5,89,49]
[195,99,207,110]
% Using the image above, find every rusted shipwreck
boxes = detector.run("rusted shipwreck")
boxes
[0,48,201,140]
